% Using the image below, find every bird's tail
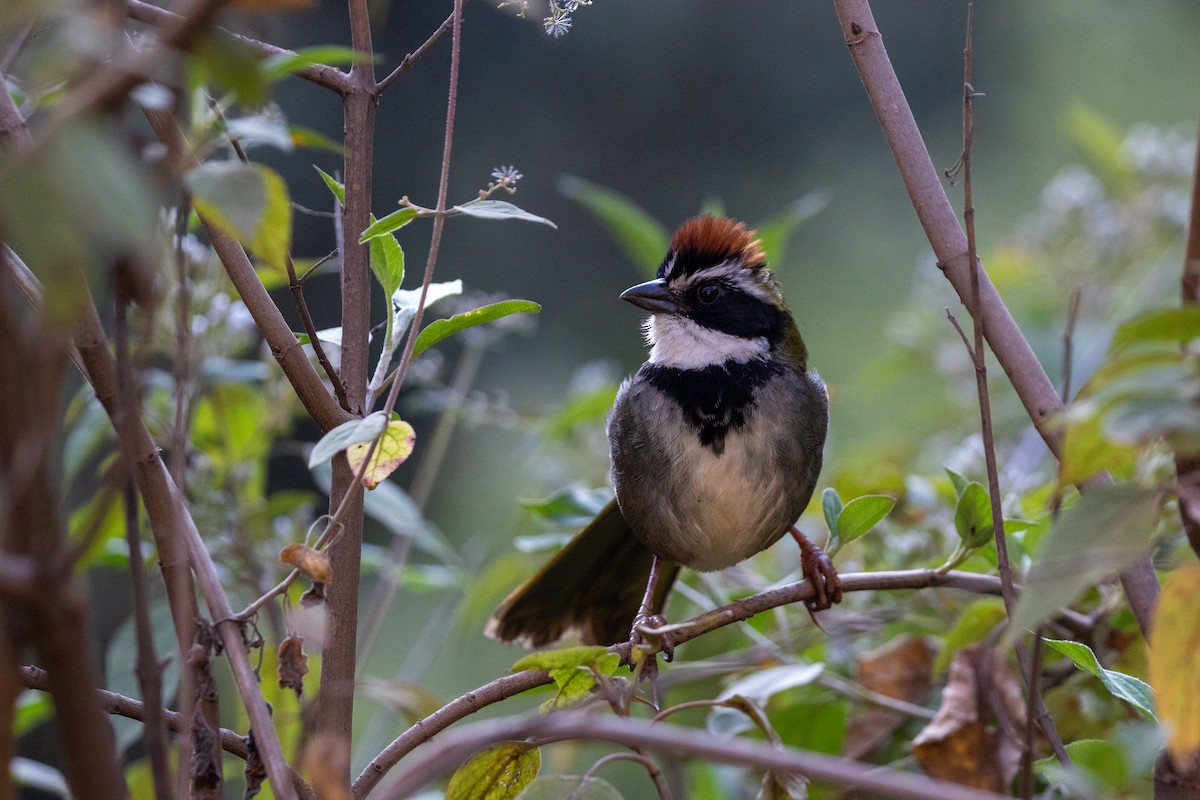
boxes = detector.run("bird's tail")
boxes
[486,498,679,647]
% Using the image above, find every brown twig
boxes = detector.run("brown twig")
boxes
[376,713,1014,800]
[353,568,1015,797]
[19,664,247,757]
[946,7,1070,767]
[1174,118,1200,561]
[379,0,464,418]
[580,752,671,800]
[313,0,377,781]
[124,0,351,94]
[829,0,1160,637]
[49,0,228,127]
[115,292,174,798]
[374,2,471,96]
[141,106,351,432]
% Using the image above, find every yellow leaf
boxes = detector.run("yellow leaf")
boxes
[346,419,416,489]
[445,742,540,800]
[1149,563,1200,764]
[279,543,332,584]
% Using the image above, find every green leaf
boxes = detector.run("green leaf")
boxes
[511,645,612,673]
[187,162,292,270]
[1034,739,1129,792]
[754,191,827,267]
[452,200,557,228]
[314,165,345,206]
[307,413,388,468]
[559,174,669,273]
[1109,306,1200,353]
[1012,484,1160,633]
[1044,638,1156,719]
[954,481,994,548]
[14,691,53,737]
[835,494,894,544]
[412,300,541,357]
[261,45,376,82]
[359,207,419,242]
[445,741,540,800]
[518,486,612,527]
[369,232,405,296]
[1062,103,1132,184]
[944,468,970,498]
[541,381,619,440]
[821,487,842,540]
[934,598,1007,674]
[289,126,344,155]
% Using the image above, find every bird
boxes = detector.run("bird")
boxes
[486,215,840,651]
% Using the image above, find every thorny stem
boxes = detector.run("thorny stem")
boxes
[951,7,1070,767]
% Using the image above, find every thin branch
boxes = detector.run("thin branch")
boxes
[141,105,351,432]
[49,0,228,127]
[0,23,32,75]
[379,0,464,418]
[581,752,671,800]
[115,292,174,798]
[19,664,248,758]
[376,713,1014,800]
[1060,288,1081,405]
[353,568,1013,798]
[375,1,471,96]
[829,0,1160,637]
[1174,118,1200,561]
[124,0,351,94]
[947,9,1070,767]
[6,251,303,800]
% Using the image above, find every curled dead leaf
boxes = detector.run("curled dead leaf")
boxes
[845,634,933,760]
[280,543,332,584]
[277,635,309,698]
[912,645,1025,791]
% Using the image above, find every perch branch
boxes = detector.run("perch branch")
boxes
[354,568,1021,797]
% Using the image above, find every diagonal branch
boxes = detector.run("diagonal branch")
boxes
[141,106,351,432]
[124,0,352,94]
[377,713,1014,800]
[829,0,1160,636]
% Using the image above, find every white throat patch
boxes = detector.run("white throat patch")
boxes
[645,314,769,369]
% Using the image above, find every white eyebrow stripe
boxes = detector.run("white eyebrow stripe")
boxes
[671,260,774,303]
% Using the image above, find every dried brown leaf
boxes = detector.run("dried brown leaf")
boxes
[912,645,1022,791]
[277,634,309,698]
[279,543,332,584]
[845,635,933,759]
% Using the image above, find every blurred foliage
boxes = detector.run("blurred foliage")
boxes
[4,1,1200,799]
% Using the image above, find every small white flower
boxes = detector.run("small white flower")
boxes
[490,165,523,186]
[544,13,572,37]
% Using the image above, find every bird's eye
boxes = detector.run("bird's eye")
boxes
[697,283,722,304]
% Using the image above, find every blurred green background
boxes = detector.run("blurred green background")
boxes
[233,0,1200,773]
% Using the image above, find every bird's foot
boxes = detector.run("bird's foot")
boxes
[791,525,842,613]
[627,613,675,677]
